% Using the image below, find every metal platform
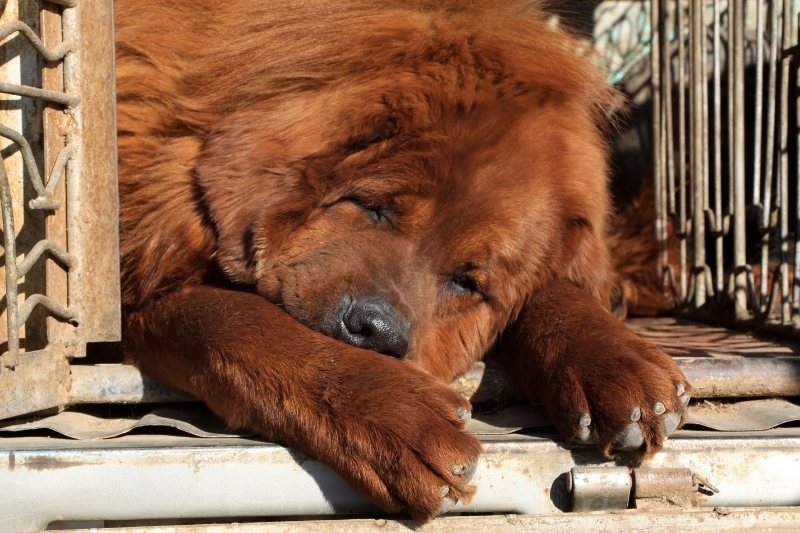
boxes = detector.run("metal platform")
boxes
[1,317,800,530]
[2,429,800,531]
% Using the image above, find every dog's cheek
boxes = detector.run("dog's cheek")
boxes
[413,310,498,381]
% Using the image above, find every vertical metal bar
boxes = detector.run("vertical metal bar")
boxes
[677,0,688,301]
[752,0,766,312]
[701,2,710,219]
[731,0,748,319]
[778,0,793,323]
[663,0,676,224]
[794,11,800,323]
[712,0,725,298]
[763,0,781,316]
[690,0,707,307]
[753,0,766,210]
[701,0,713,300]
[659,0,672,299]
[0,161,18,369]
[65,0,121,345]
[652,0,667,288]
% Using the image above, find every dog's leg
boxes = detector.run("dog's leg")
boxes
[124,285,480,519]
[496,279,690,456]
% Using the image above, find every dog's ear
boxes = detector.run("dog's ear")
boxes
[560,213,614,306]
[551,139,615,308]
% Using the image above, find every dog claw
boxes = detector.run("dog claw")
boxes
[574,424,594,443]
[680,393,690,407]
[664,412,681,435]
[435,485,457,516]
[613,423,645,450]
[437,495,457,516]
[451,460,478,480]
[654,402,666,415]
[630,406,641,422]
[455,406,471,421]
[572,412,595,443]
[676,383,685,396]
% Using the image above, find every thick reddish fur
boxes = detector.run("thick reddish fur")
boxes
[116,0,688,519]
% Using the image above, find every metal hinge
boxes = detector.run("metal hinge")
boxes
[569,466,720,512]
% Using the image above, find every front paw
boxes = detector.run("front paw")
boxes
[542,332,690,457]
[313,356,481,520]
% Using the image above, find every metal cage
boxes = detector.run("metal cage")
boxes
[647,0,800,328]
[1,1,800,529]
[0,0,119,420]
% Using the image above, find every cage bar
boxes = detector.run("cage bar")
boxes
[644,0,799,331]
[0,0,120,420]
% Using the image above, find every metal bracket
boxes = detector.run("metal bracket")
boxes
[569,466,719,512]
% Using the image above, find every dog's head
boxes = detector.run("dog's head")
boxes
[192,4,615,379]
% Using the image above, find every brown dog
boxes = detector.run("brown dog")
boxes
[115,0,690,519]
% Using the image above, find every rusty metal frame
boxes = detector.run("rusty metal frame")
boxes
[0,0,119,420]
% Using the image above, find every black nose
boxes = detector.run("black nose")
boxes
[334,295,409,358]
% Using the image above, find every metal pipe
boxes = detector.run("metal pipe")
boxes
[778,0,793,323]
[0,124,53,201]
[753,0,766,310]
[753,0,766,209]
[652,0,666,287]
[0,20,72,61]
[65,356,800,406]
[712,0,725,298]
[17,293,76,325]
[0,161,19,369]
[663,0,676,235]
[731,0,748,320]
[2,433,799,530]
[677,0,688,301]
[794,12,800,323]
[762,0,781,316]
[690,0,707,307]
[15,239,74,278]
[0,82,78,107]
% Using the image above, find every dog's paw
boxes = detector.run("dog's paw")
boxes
[542,333,690,457]
[313,355,481,520]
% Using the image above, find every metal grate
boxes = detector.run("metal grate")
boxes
[649,0,800,328]
[0,0,119,420]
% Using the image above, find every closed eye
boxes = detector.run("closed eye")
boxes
[341,196,392,225]
[447,272,481,295]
